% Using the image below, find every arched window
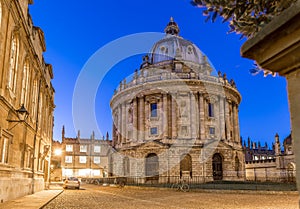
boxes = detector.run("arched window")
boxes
[145,153,159,178]
[287,163,295,182]
[8,35,19,92]
[128,107,133,123]
[21,61,30,106]
[150,103,157,117]
[180,154,192,178]
[208,102,214,117]
[38,92,43,129]
[212,153,223,180]
[31,79,38,120]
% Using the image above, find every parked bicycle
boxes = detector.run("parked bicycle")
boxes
[171,180,189,192]
[114,177,126,188]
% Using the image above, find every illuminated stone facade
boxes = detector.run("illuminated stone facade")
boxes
[0,0,54,202]
[50,127,110,181]
[110,19,245,183]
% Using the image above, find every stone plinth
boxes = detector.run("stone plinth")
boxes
[241,0,300,203]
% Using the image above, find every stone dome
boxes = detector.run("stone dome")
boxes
[149,17,205,65]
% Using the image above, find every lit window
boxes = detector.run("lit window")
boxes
[80,145,87,152]
[208,103,214,117]
[79,156,86,164]
[94,145,101,153]
[0,137,9,164]
[8,35,19,92]
[93,170,101,176]
[209,127,215,135]
[66,145,73,152]
[65,156,72,163]
[94,156,101,164]
[78,169,89,177]
[150,103,157,117]
[63,169,73,176]
[150,127,158,135]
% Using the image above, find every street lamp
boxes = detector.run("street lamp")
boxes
[54,149,62,156]
[7,104,29,130]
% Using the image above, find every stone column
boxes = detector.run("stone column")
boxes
[168,95,172,137]
[171,93,177,139]
[199,94,205,140]
[122,103,126,143]
[232,102,237,143]
[286,70,300,196]
[219,96,225,140]
[190,92,197,140]
[234,103,240,144]
[125,102,130,142]
[158,96,163,137]
[225,99,231,141]
[138,96,145,142]
[118,105,122,145]
[194,93,200,141]
[133,98,138,142]
[162,93,168,139]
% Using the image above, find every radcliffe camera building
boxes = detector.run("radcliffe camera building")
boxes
[0,1,54,202]
[110,18,244,182]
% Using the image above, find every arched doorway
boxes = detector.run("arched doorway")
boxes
[145,153,159,182]
[180,154,192,178]
[212,153,223,180]
[287,163,296,182]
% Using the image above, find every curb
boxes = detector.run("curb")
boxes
[39,190,64,209]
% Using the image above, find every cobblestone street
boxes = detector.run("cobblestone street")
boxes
[43,184,298,209]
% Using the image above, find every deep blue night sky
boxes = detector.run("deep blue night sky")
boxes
[29,0,290,146]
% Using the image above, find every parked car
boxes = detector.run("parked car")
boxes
[63,177,80,189]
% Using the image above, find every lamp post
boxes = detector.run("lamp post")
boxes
[7,104,29,130]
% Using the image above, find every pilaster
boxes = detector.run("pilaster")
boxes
[138,96,145,142]
[171,93,177,139]
[162,93,168,139]
[133,98,138,142]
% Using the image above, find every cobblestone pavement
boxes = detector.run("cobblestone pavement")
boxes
[43,183,298,209]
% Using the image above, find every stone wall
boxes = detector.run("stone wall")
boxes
[0,0,54,202]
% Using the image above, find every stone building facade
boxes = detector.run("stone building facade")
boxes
[50,127,111,181]
[244,133,295,182]
[110,18,245,183]
[0,0,54,202]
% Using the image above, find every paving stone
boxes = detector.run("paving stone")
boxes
[43,184,298,209]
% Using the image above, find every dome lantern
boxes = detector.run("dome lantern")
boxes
[149,18,205,66]
[164,17,180,35]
